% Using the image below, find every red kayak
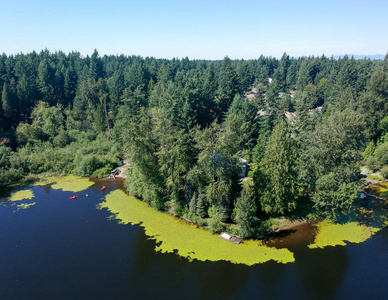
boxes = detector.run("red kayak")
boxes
[101,186,107,190]
[69,196,79,199]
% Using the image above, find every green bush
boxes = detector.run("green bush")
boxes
[53,129,71,147]
[224,226,238,236]
[0,145,12,169]
[380,166,388,180]
[208,206,224,233]
[374,142,388,167]
[362,140,376,159]
[91,167,112,178]
[367,173,385,181]
[76,155,102,176]
[0,168,24,186]
[256,219,274,236]
[185,212,208,227]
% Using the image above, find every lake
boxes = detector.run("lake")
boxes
[0,178,387,299]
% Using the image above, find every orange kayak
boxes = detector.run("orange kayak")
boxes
[69,196,79,199]
[101,186,107,190]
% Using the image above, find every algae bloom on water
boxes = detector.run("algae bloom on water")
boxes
[9,190,35,202]
[309,219,382,249]
[50,175,94,192]
[368,182,388,198]
[98,190,295,265]
[14,202,36,212]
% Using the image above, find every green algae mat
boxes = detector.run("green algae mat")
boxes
[34,174,94,192]
[98,190,295,265]
[98,189,388,264]
[14,202,36,212]
[309,200,387,249]
[368,182,388,198]
[309,219,382,248]
[5,189,36,212]
[3,175,94,213]
[9,190,35,202]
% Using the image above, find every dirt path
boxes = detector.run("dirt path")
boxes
[116,159,129,179]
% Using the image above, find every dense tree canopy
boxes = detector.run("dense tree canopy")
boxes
[1,50,387,235]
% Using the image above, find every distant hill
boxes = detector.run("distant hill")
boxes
[334,54,385,60]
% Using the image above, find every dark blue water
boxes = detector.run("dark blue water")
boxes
[0,179,387,300]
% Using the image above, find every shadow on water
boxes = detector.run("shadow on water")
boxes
[296,246,348,299]
[127,225,249,300]
[41,183,53,194]
[265,222,318,250]
[259,222,348,300]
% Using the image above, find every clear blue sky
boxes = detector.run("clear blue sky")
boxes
[1,0,387,59]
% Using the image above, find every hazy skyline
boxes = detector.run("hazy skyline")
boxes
[1,0,387,59]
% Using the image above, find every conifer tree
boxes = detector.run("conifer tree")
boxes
[1,82,11,118]
[2,81,18,124]
[258,120,297,215]
[235,189,258,238]
[196,193,207,218]
[216,56,239,115]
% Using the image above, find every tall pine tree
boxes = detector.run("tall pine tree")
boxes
[258,120,297,215]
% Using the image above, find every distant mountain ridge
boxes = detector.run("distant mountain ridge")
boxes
[334,54,385,60]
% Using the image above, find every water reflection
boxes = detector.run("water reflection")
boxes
[254,261,287,298]
[296,246,347,299]
[41,183,52,194]
[265,222,317,250]
[128,226,250,299]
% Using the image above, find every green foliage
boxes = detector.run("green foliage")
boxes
[367,173,385,181]
[218,95,259,157]
[189,121,237,220]
[0,145,12,169]
[0,145,24,186]
[380,166,388,179]
[122,110,167,210]
[76,155,101,176]
[91,167,113,178]
[1,50,387,230]
[0,167,24,186]
[53,129,70,148]
[208,205,224,233]
[30,101,64,139]
[257,120,297,215]
[373,142,388,167]
[185,212,208,227]
[312,172,359,218]
[299,109,367,185]
[196,192,208,218]
[362,140,376,159]
[235,189,258,238]
[357,91,387,139]
[256,219,275,236]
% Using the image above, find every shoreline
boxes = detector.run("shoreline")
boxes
[6,171,386,244]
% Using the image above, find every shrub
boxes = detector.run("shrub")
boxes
[0,145,12,169]
[0,168,24,186]
[76,155,101,176]
[208,206,224,233]
[380,166,388,179]
[362,140,375,159]
[374,142,388,167]
[53,129,70,148]
[91,167,112,178]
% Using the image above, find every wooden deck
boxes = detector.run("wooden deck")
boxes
[219,232,242,244]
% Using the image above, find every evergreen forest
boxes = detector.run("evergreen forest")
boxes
[1,50,388,237]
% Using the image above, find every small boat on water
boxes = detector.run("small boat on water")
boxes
[101,186,107,191]
[69,196,79,199]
